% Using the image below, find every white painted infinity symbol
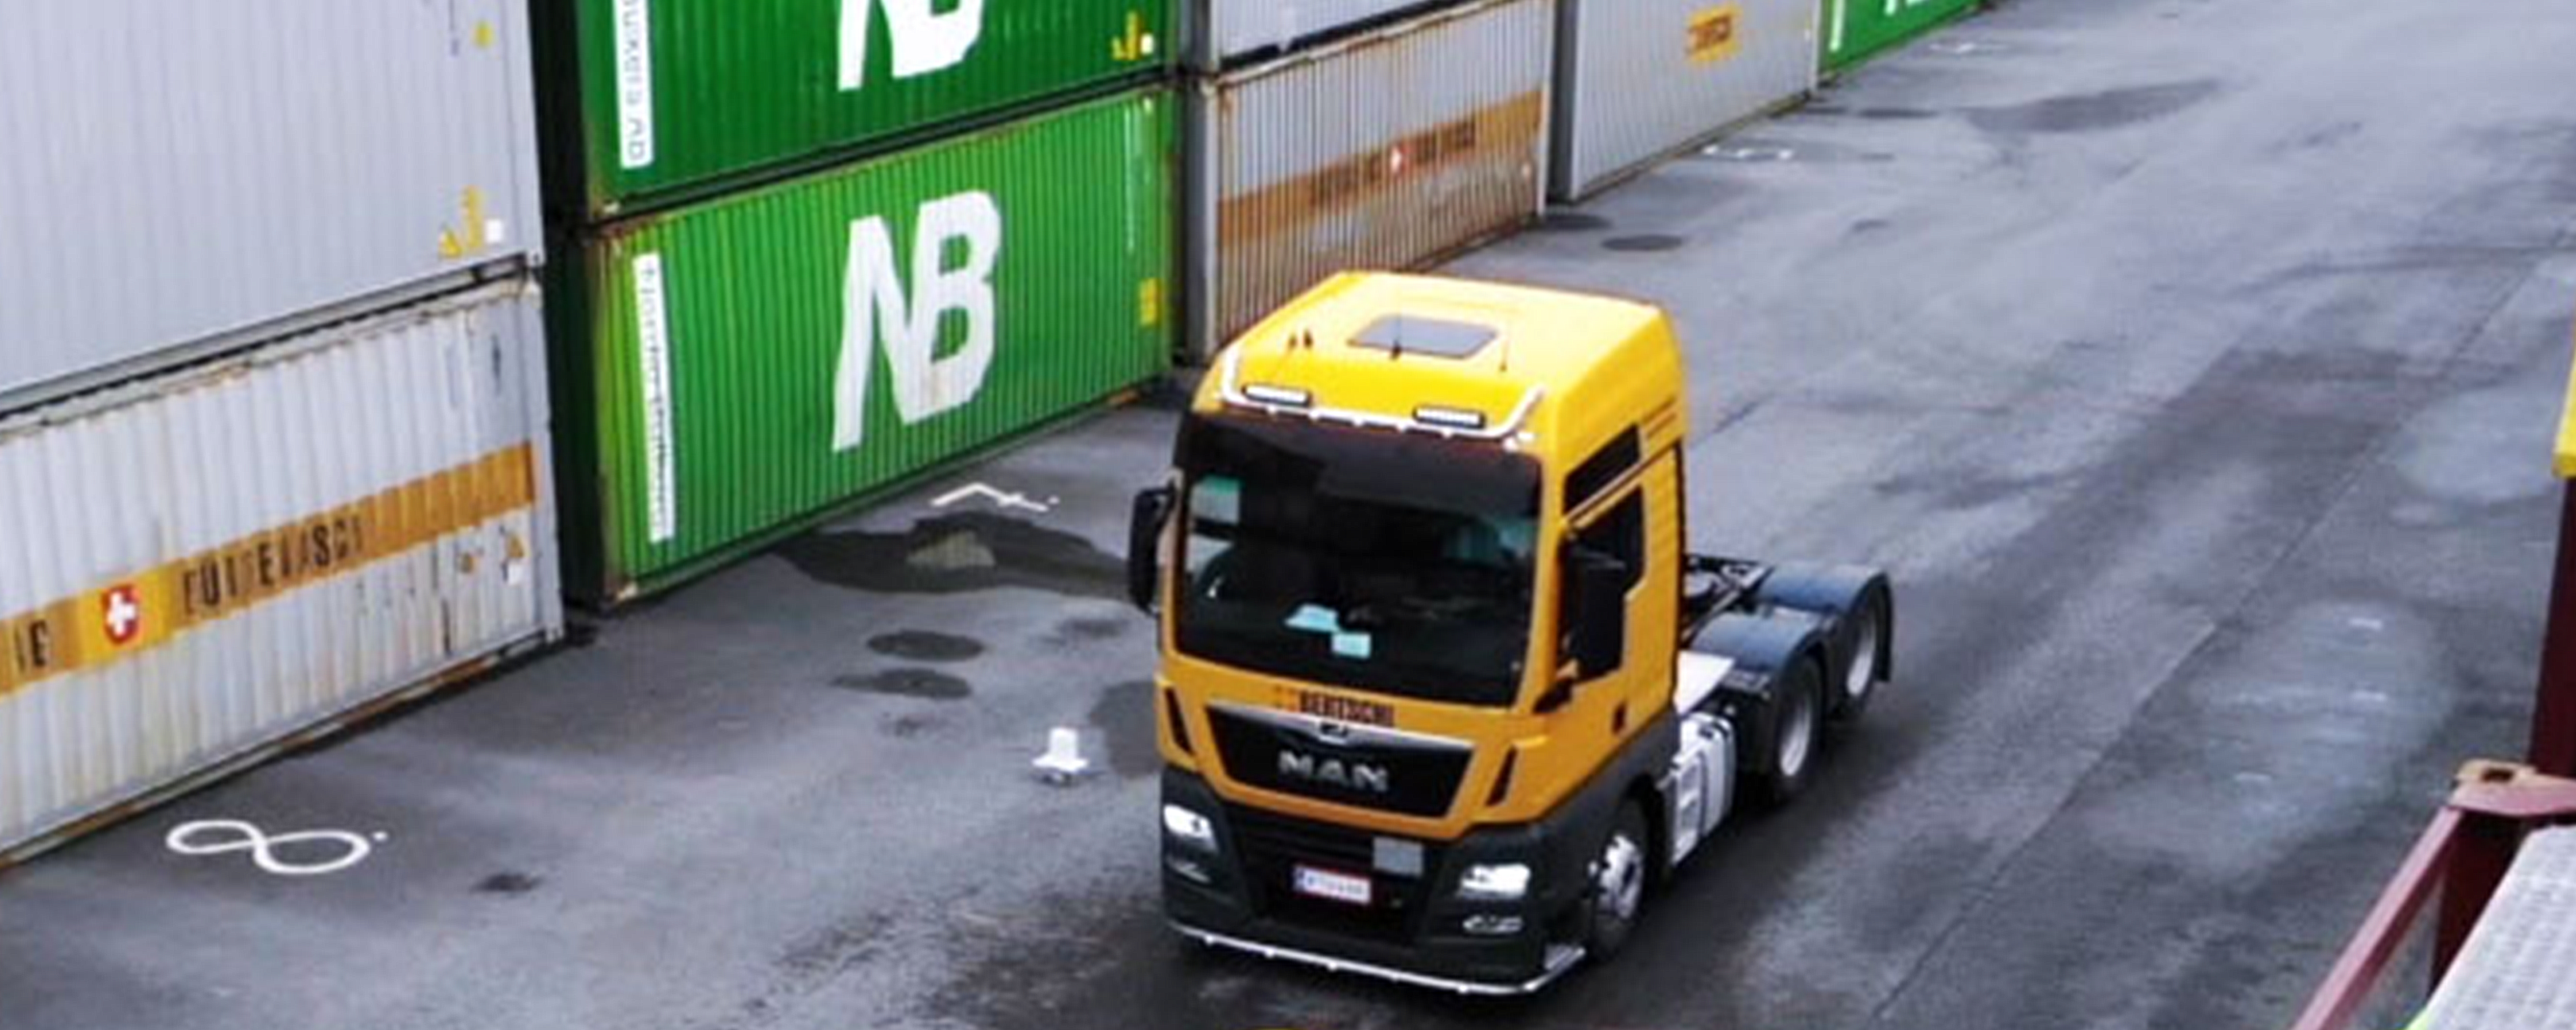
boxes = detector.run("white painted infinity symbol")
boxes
[165,819,383,877]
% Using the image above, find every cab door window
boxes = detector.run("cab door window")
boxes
[1559,489,1645,678]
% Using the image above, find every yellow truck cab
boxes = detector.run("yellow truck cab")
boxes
[1125,273,1895,994]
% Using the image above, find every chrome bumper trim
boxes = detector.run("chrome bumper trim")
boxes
[1171,922,1584,996]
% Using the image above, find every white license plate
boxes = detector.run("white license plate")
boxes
[1292,864,1373,906]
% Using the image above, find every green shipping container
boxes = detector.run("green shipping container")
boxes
[544,0,1173,215]
[1820,0,1976,71]
[552,88,1176,603]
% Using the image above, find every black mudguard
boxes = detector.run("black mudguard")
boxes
[1689,611,1829,775]
[1751,563,1894,714]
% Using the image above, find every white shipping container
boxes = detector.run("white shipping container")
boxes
[0,0,543,411]
[1552,0,1819,200]
[1186,0,1555,358]
[1188,0,1454,71]
[0,281,563,859]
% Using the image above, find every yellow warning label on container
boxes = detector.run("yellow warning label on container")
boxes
[1140,277,1165,328]
[0,445,538,698]
[1111,10,1154,63]
[439,187,492,260]
[1688,4,1745,66]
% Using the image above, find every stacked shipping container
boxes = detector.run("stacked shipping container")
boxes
[1182,0,1556,360]
[0,3,563,857]
[1822,0,1978,72]
[1,286,562,854]
[537,1,1179,603]
[0,1,544,412]
[1551,0,1820,200]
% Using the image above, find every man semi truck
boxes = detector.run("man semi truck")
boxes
[1125,273,1896,994]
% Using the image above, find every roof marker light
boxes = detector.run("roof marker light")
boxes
[1244,384,1313,408]
[1413,406,1489,431]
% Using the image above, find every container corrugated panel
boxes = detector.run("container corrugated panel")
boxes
[555,88,1176,604]
[1187,0,1554,359]
[1820,0,1975,72]
[1187,0,1452,71]
[1552,0,1816,200]
[545,0,1173,216]
[0,281,564,857]
[0,1,542,412]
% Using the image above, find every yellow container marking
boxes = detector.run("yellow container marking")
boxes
[0,445,538,698]
[1688,3,1747,66]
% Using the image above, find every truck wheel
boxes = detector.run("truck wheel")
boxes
[1583,801,1652,960]
[1831,592,1889,722]
[1758,656,1827,805]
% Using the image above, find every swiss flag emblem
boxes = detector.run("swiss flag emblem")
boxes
[103,585,144,646]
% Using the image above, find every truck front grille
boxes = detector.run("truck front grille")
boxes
[1206,706,1471,818]
[1227,804,1441,945]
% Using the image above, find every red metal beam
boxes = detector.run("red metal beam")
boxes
[2289,765,2576,1030]
[2535,484,2576,778]
[2435,809,2517,982]
[2288,807,2461,1030]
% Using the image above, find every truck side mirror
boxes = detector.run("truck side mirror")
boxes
[1566,547,1630,679]
[1127,486,1175,613]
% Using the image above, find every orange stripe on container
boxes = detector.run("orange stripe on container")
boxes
[0,444,536,697]
[1216,91,1547,249]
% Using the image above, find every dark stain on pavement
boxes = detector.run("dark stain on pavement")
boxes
[835,668,974,701]
[708,913,893,1030]
[1050,615,1131,644]
[1967,79,2223,135]
[867,630,986,663]
[1536,210,1613,232]
[1875,468,2066,512]
[1088,680,1160,779]
[881,712,942,738]
[2287,120,2363,153]
[474,872,543,896]
[777,917,887,978]
[1604,233,1686,253]
[778,512,1124,600]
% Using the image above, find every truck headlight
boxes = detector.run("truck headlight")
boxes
[1457,862,1531,901]
[1162,804,1218,851]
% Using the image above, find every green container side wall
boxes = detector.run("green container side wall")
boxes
[561,0,1173,215]
[564,89,1176,601]
[1820,0,1976,71]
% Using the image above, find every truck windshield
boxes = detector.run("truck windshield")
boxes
[1174,414,1539,707]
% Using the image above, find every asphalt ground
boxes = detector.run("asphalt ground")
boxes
[9,0,2576,1027]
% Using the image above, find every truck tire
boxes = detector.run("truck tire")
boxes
[1756,656,1827,805]
[1583,801,1652,960]
[1752,564,1894,723]
[1831,590,1890,722]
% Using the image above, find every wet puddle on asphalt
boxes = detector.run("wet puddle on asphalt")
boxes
[776,512,1124,601]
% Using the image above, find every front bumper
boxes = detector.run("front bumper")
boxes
[1173,923,1584,997]
[1160,768,1590,994]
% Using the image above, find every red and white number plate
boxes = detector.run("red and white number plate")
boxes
[1292,864,1373,906]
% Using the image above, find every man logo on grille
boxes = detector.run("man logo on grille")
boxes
[103,585,143,646]
[1279,749,1392,795]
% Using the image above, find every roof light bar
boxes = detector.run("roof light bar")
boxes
[1216,349,1543,445]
